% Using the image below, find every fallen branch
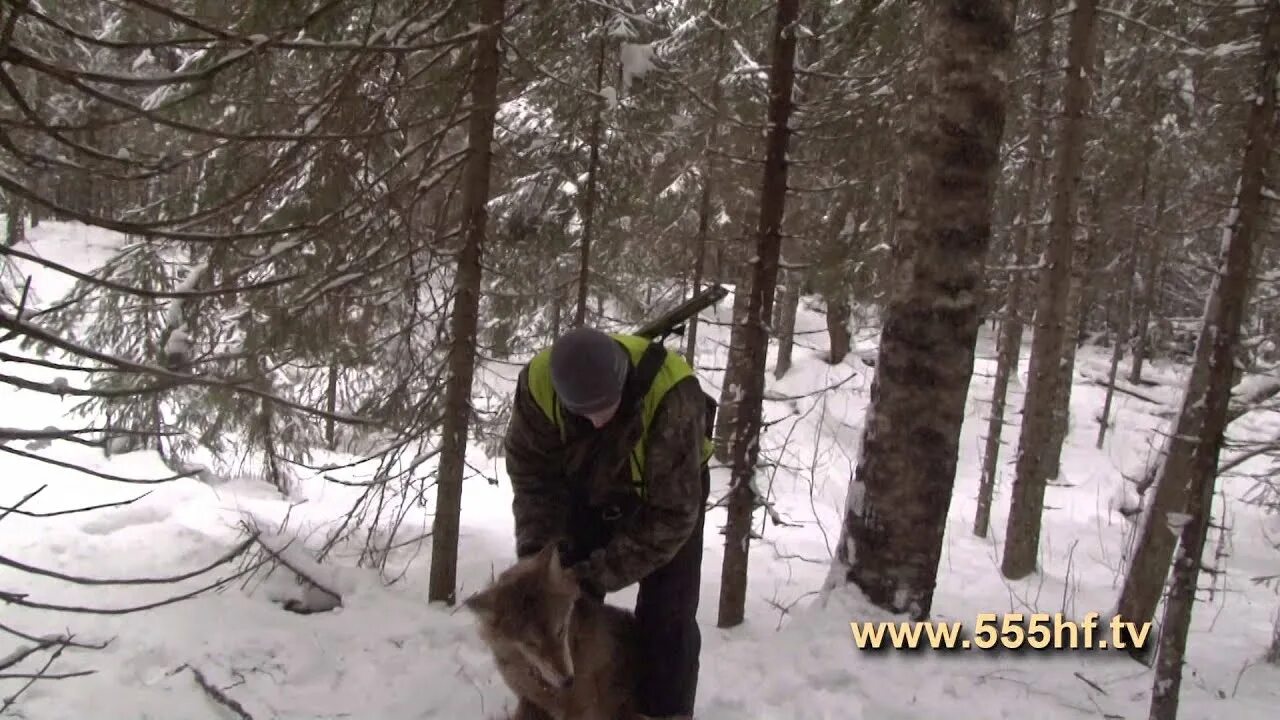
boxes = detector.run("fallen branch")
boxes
[763,370,860,401]
[0,641,94,714]
[0,620,111,650]
[251,534,343,612]
[1073,671,1108,696]
[0,485,43,522]
[183,664,255,720]
[0,639,59,673]
[1079,374,1164,405]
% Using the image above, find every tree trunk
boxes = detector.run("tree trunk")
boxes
[574,36,608,327]
[1148,12,1277,714]
[827,0,1013,619]
[428,0,504,605]
[717,0,800,629]
[714,258,754,464]
[825,294,851,364]
[4,197,23,248]
[975,0,1054,538]
[1043,183,1106,480]
[326,359,339,450]
[1097,115,1158,449]
[685,0,729,369]
[1001,0,1098,580]
[1129,185,1168,385]
[1124,0,1279,653]
[1039,184,1100,479]
[774,269,800,377]
[1267,604,1280,665]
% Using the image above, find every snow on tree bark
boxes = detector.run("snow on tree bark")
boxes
[1001,0,1099,580]
[827,0,1013,619]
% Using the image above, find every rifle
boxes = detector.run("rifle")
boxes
[632,283,729,342]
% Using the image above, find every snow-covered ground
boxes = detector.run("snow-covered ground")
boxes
[2,224,1277,719]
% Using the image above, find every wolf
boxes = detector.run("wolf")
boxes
[465,543,641,720]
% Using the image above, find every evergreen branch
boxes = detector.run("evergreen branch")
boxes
[0,533,259,587]
[0,371,181,400]
[0,551,274,615]
[0,487,155,518]
[0,311,380,426]
[0,444,202,484]
[0,425,179,443]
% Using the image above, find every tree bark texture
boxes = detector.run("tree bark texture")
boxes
[830,0,1013,619]
[1001,0,1098,580]
[717,0,800,629]
[685,0,729,369]
[975,0,1054,538]
[574,36,608,327]
[1149,7,1278,714]
[428,0,504,604]
[774,269,800,377]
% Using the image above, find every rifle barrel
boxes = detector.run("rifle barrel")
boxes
[633,284,729,339]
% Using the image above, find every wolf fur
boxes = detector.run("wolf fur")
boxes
[465,544,641,720]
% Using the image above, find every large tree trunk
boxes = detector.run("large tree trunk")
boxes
[975,0,1054,538]
[717,0,799,629]
[573,36,608,327]
[1042,185,1104,481]
[1001,0,1098,580]
[773,1,825,380]
[1149,8,1278,713]
[1123,0,1280,653]
[428,0,504,604]
[827,0,1013,619]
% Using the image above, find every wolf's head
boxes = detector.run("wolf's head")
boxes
[465,543,582,689]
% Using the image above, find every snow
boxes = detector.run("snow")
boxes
[599,85,618,111]
[2,224,1278,719]
[620,43,657,95]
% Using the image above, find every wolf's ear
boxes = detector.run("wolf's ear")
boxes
[547,547,580,589]
[535,542,559,565]
[464,589,496,621]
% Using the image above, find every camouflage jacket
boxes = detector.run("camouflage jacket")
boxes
[503,361,707,594]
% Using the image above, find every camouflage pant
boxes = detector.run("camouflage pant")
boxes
[556,464,709,717]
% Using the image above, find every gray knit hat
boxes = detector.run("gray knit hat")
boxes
[549,327,629,415]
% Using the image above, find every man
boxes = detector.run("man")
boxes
[503,326,715,720]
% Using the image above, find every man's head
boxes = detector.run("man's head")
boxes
[549,327,629,428]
